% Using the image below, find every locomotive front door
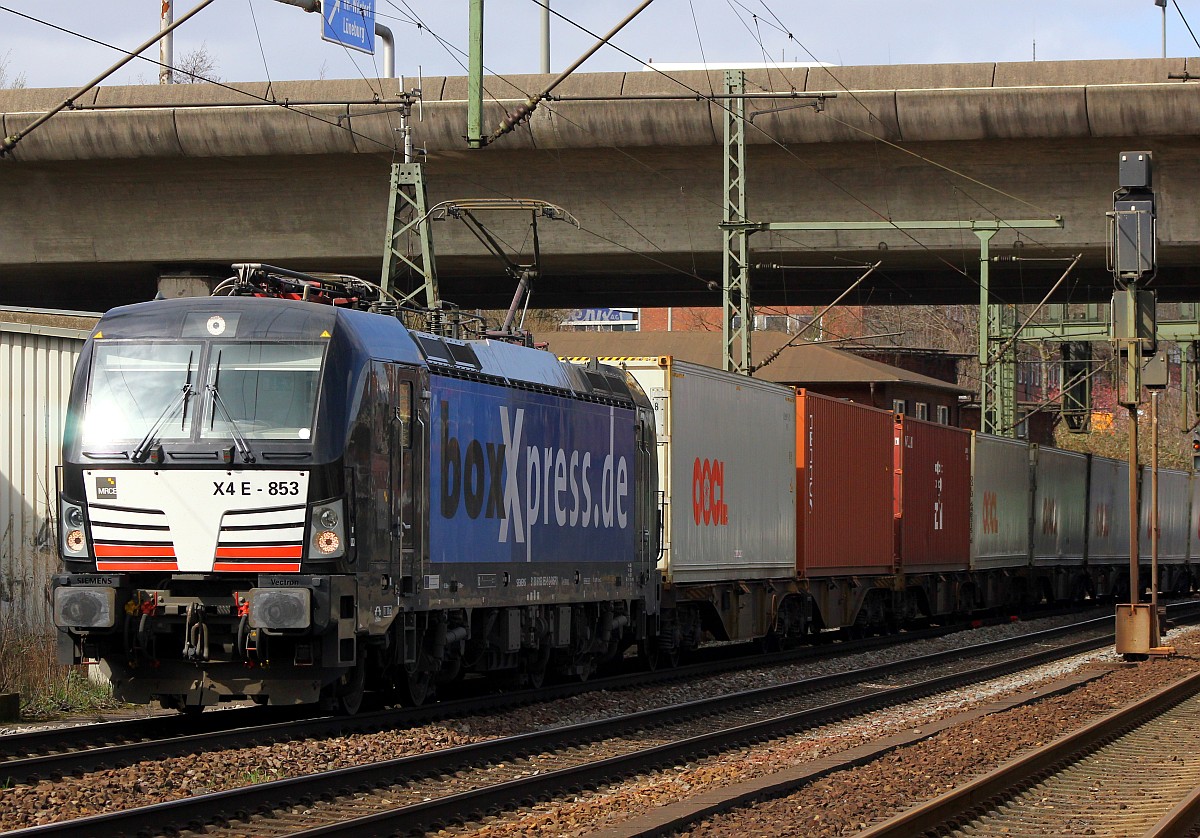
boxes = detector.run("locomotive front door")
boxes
[387,364,419,592]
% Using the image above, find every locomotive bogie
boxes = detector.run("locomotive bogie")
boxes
[54,571,362,707]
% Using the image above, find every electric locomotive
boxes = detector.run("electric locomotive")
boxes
[52,265,659,712]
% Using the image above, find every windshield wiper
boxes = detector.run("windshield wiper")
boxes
[208,350,255,463]
[132,352,194,463]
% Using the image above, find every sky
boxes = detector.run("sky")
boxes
[0,1,1194,90]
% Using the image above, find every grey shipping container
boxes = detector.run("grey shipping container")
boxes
[1087,455,1133,563]
[1139,467,1189,563]
[1193,474,1200,561]
[619,357,797,584]
[970,434,1032,570]
[1031,446,1088,566]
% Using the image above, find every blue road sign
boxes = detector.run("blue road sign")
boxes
[322,0,375,55]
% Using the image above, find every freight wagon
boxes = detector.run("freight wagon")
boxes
[599,357,797,660]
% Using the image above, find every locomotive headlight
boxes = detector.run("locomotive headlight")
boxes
[306,499,346,560]
[248,588,311,629]
[53,587,115,629]
[60,501,88,556]
[65,506,84,529]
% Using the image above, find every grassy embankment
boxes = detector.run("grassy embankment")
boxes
[0,611,120,720]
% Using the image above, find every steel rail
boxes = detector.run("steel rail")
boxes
[0,614,1047,782]
[280,634,1125,837]
[857,670,1200,838]
[0,627,924,777]
[1147,780,1200,838]
[1,620,1136,837]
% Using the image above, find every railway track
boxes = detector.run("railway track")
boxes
[0,611,1084,785]
[859,669,1200,838]
[1,608,1148,837]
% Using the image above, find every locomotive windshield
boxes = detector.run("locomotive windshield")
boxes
[203,343,324,440]
[81,340,326,447]
[82,342,200,446]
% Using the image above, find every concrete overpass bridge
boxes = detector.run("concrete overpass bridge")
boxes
[3,57,1200,312]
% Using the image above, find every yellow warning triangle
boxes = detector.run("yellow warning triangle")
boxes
[93,331,103,339]
[320,330,331,338]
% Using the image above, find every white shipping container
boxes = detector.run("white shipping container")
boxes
[619,357,796,584]
[970,434,1032,570]
[1031,446,1088,566]
[0,321,87,632]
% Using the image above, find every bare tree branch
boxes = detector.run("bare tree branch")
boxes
[173,43,220,84]
[0,51,27,90]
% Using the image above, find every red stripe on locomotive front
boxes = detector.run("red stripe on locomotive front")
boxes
[212,562,302,573]
[95,544,177,558]
[96,561,181,571]
[214,545,303,559]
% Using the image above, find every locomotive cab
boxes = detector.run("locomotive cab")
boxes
[52,278,660,713]
[53,295,420,710]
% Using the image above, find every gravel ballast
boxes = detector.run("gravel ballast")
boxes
[451,626,1200,837]
[0,612,1182,832]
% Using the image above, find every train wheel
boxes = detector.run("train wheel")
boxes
[522,646,550,689]
[324,657,366,715]
[759,631,784,653]
[573,658,595,682]
[397,660,434,706]
[160,695,204,715]
[638,639,661,670]
[640,638,679,669]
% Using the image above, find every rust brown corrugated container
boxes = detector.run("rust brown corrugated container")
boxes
[894,416,971,572]
[795,389,894,576]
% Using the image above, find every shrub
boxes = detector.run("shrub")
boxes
[0,610,121,720]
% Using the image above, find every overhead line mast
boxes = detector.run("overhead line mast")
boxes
[466,0,656,148]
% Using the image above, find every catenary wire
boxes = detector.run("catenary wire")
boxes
[1173,0,1200,51]
[527,0,1043,302]
[245,0,275,90]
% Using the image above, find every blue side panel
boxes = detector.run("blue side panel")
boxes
[430,376,636,564]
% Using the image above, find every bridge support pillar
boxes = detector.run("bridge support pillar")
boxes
[157,273,222,299]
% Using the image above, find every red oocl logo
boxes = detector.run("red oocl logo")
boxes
[692,458,728,526]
